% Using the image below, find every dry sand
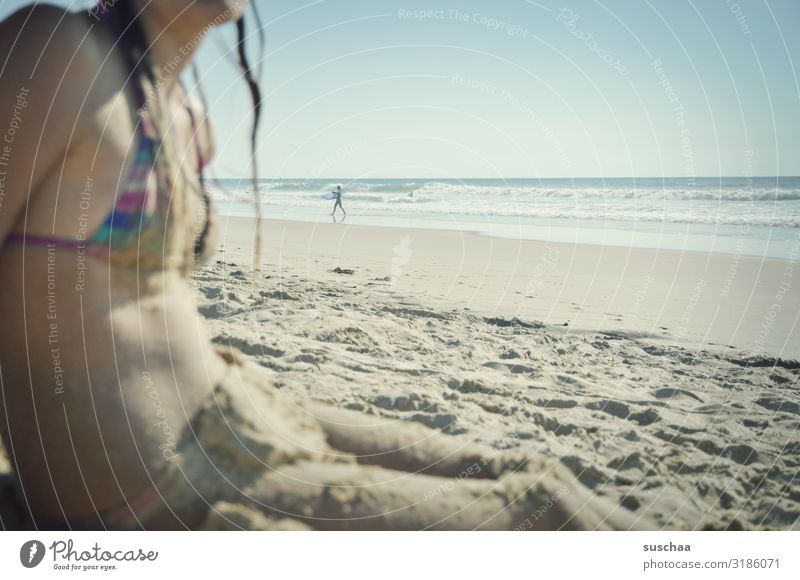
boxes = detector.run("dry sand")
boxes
[194,217,799,529]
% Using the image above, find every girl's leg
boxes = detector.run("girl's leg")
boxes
[307,402,527,478]
[236,460,638,530]
[186,347,642,530]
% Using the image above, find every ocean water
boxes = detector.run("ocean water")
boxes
[208,177,800,259]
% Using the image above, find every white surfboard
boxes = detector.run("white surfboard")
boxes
[321,190,344,200]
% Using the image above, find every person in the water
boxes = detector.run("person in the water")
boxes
[332,185,345,216]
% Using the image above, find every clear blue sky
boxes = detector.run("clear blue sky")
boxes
[2,0,799,178]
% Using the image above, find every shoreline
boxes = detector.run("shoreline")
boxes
[214,203,800,261]
[235,212,800,260]
[217,216,800,360]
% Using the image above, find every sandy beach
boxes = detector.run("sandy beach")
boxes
[184,216,797,529]
[221,217,800,359]
[2,216,798,530]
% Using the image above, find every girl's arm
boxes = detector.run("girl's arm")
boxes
[0,6,96,249]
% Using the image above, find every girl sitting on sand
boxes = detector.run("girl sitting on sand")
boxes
[0,0,634,530]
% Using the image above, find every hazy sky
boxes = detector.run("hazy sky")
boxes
[2,0,799,178]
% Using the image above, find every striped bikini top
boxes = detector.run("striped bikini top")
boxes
[4,16,216,274]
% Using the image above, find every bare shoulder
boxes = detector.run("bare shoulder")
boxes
[1,4,94,58]
[0,4,111,243]
[1,5,109,109]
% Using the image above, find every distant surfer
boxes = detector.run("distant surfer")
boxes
[408,190,414,199]
[332,185,345,216]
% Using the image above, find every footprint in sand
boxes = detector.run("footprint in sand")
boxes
[606,451,647,472]
[532,398,579,409]
[482,361,537,375]
[447,378,497,396]
[632,408,662,425]
[585,399,630,419]
[654,431,760,465]
[653,387,704,402]
[755,397,800,416]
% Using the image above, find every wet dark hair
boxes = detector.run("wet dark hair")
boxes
[235,16,264,274]
[98,1,264,272]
